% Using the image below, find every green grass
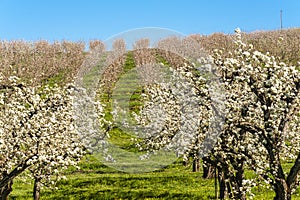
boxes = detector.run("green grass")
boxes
[10,155,300,200]
[107,127,138,151]
[10,156,217,199]
[123,51,136,73]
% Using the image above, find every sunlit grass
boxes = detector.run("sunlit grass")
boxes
[10,154,300,199]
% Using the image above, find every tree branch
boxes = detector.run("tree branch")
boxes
[287,153,300,188]
[0,157,32,189]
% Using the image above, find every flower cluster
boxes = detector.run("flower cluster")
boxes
[0,73,83,198]
[211,28,300,199]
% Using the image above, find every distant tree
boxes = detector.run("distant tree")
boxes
[89,40,105,53]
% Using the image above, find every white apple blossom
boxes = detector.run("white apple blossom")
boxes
[0,74,83,199]
[211,29,300,200]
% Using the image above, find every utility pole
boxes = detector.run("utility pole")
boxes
[280,10,283,30]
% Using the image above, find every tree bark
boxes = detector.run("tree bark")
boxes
[192,158,200,172]
[0,178,13,200]
[218,172,226,200]
[274,179,291,200]
[33,176,41,200]
[233,162,246,200]
[182,160,188,167]
[0,158,31,199]
[0,159,30,189]
[217,160,246,200]
[287,153,300,188]
[202,157,215,178]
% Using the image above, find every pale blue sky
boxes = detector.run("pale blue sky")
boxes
[0,0,299,42]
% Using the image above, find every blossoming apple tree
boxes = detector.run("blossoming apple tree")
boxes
[211,28,300,200]
[0,74,83,200]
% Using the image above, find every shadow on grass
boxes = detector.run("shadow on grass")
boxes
[41,167,215,199]
[43,188,214,200]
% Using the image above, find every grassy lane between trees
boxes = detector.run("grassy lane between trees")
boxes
[10,155,300,199]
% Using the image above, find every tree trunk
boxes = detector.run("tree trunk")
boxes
[182,160,188,167]
[226,181,232,199]
[234,162,246,200]
[218,165,246,200]
[33,176,42,200]
[203,163,215,178]
[274,179,291,200]
[192,158,200,172]
[202,157,215,178]
[0,178,13,200]
[0,158,31,189]
[218,172,226,200]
